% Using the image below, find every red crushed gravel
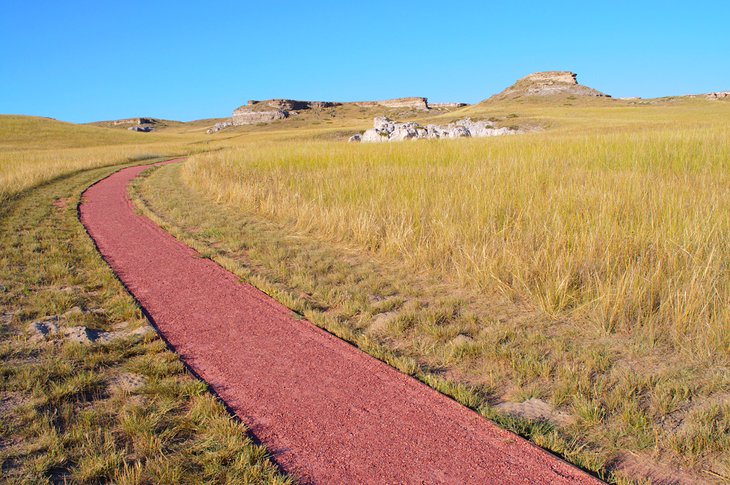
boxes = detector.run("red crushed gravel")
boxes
[79,160,603,484]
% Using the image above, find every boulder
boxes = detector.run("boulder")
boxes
[373,116,396,132]
[440,124,471,139]
[362,128,389,143]
[348,134,362,143]
[390,122,423,141]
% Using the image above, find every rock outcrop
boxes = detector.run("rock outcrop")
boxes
[104,117,158,132]
[232,108,288,125]
[430,102,468,109]
[128,124,154,132]
[247,99,342,111]
[490,71,609,100]
[706,91,730,100]
[230,99,342,126]
[353,97,429,110]
[210,96,463,133]
[112,117,156,126]
[207,120,234,134]
[357,116,516,143]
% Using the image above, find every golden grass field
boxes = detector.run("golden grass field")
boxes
[1,96,729,483]
[0,115,221,203]
[185,100,730,358]
[169,97,729,481]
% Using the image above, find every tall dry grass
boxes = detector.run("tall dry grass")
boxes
[182,126,730,359]
[0,146,175,202]
[0,114,214,203]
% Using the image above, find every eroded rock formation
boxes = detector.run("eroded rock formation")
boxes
[357,116,516,143]
[110,117,156,126]
[231,108,288,125]
[207,121,234,134]
[490,71,610,100]
[352,97,429,110]
[208,96,464,134]
[430,102,468,109]
[230,99,343,126]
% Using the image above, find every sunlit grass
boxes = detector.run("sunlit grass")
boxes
[183,118,730,359]
[0,114,216,203]
[0,162,287,483]
[3,97,729,482]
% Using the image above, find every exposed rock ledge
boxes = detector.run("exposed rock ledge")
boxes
[706,91,730,100]
[208,97,466,133]
[231,98,343,126]
[430,102,468,109]
[351,116,517,143]
[232,108,288,125]
[352,97,429,110]
[113,117,157,132]
[111,117,156,126]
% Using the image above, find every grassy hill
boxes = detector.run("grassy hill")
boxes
[0,115,216,203]
[0,115,159,150]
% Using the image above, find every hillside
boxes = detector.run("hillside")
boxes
[0,115,159,150]
[488,71,610,101]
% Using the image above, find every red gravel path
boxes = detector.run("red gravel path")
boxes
[79,161,602,484]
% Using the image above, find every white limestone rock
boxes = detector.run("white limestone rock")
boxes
[358,116,518,143]
[361,128,389,143]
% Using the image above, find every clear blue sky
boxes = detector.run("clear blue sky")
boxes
[2,1,728,123]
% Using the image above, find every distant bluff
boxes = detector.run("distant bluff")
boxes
[230,97,431,125]
[489,71,610,100]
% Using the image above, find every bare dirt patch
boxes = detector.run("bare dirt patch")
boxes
[495,398,574,426]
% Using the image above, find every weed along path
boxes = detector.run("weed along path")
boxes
[79,160,601,484]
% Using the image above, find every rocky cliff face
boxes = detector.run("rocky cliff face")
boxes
[231,107,288,125]
[245,99,342,111]
[490,71,609,100]
[230,99,342,125]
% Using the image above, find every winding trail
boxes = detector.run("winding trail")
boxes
[79,160,601,484]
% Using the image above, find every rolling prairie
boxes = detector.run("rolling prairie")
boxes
[0,115,213,203]
[2,95,728,483]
